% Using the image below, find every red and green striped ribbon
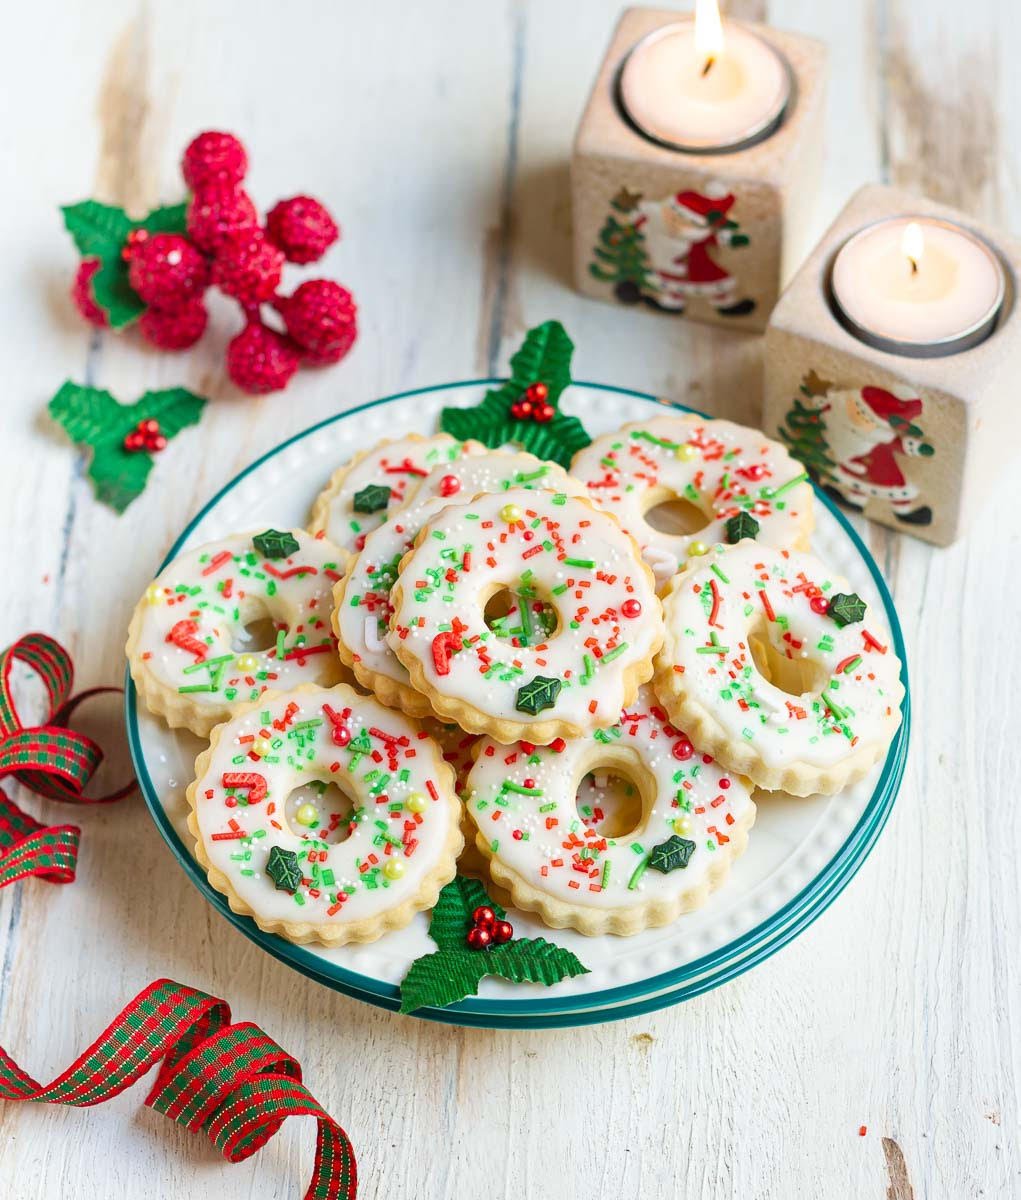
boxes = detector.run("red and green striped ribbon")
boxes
[0,978,357,1198]
[0,632,135,888]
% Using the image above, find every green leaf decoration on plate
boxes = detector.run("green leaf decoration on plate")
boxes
[399,876,589,1014]
[48,380,206,513]
[827,592,867,627]
[61,199,190,328]
[514,675,562,716]
[648,834,696,874]
[725,512,760,543]
[266,846,302,893]
[253,529,300,559]
[352,483,392,513]
[439,320,591,469]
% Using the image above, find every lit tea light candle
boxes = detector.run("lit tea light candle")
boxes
[830,216,1006,357]
[617,0,791,153]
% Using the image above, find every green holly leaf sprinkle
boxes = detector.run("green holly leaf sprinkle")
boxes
[352,483,392,513]
[725,512,760,543]
[253,529,300,559]
[427,874,504,952]
[827,592,867,627]
[266,846,302,893]
[515,675,562,716]
[648,834,696,874]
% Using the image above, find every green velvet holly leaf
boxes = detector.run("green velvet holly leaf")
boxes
[439,320,591,469]
[61,200,133,259]
[266,846,302,893]
[648,834,696,874]
[253,529,300,559]
[399,950,490,1014]
[485,937,590,987]
[827,592,867,628]
[725,512,760,543]
[427,874,505,952]
[352,483,392,513]
[48,380,207,513]
[135,202,188,235]
[515,675,562,716]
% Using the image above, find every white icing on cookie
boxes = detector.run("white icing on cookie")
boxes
[309,434,486,555]
[406,449,587,509]
[190,684,460,931]
[388,487,662,736]
[571,416,813,586]
[465,686,754,909]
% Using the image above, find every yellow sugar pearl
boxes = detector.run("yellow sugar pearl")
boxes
[406,793,428,814]
[144,585,164,606]
[253,737,273,757]
[235,653,258,672]
[500,503,522,523]
[383,858,406,881]
[687,541,709,557]
[675,443,698,462]
[295,803,319,828]
[672,817,692,836]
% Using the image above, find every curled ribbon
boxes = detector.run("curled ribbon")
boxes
[0,632,135,887]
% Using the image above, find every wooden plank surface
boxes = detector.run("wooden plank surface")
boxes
[0,2,1018,1197]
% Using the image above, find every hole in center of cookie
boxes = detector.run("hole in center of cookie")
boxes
[231,615,281,654]
[483,585,559,647]
[643,492,708,536]
[577,765,647,838]
[749,618,829,697]
[284,780,356,844]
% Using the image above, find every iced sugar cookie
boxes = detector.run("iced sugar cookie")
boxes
[332,452,586,715]
[187,683,462,945]
[308,433,485,557]
[388,487,663,744]
[654,541,904,795]
[464,686,755,935]
[571,415,814,589]
[127,529,343,737]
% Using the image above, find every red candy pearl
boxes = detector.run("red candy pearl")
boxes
[621,599,642,619]
[672,738,694,761]
[491,920,514,945]
[472,906,496,929]
[467,926,491,950]
[331,723,351,747]
[810,596,829,615]
[439,474,461,497]
[525,382,549,402]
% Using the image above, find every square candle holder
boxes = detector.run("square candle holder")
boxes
[571,7,828,334]
[763,184,1021,547]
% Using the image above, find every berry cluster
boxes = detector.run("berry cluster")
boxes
[509,381,555,423]
[71,130,357,396]
[122,418,167,454]
[465,905,513,950]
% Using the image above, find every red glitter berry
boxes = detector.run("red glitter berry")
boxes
[439,474,461,497]
[526,382,549,402]
[182,130,248,190]
[810,596,829,615]
[471,906,496,929]
[621,599,642,619]
[226,320,301,395]
[211,229,284,305]
[127,233,208,308]
[274,279,357,365]
[491,920,513,945]
[71,258,108,327]
[466,926,491,950]
[266,196,340,265]
[139,300,208,351]
[186,184,258,254]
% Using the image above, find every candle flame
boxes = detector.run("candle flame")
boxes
[902,221,924,275]
[695,0,725,72]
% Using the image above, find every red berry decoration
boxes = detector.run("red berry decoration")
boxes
[274,279,357,365]
[182,130,248,190]
[466,926,492,950]
[71,258,108,327]
[471,906,496,929]
[127,233,208,308]
[491,920,514,945]
[139,301,208,351]
[525,382,549,402]
[186,184,258,253]
[534,403,555,423]
[211,229,284,305]
[226,320,301,395]
[122,418,168,453]
[266,196,340,264]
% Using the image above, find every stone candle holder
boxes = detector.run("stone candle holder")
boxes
[763,184,1020,547]
[571,6,828,334]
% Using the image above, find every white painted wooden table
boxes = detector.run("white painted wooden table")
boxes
[1,3,1018,1196]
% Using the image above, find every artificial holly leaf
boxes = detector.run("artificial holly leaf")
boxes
[48,381,124,444]
[253,529,300,559]
[427,874,505,952]
[130,388,208,438]
[61,200,133,259]
[515,675,562,716]
[648,834,696,874]
[266,846,302,893]
[399,950,489,1014]
[725,512,760,543]
[89,256,146,327]
[827,592,867,628]
[485,937,590,987]
[87,443,156,514]
[498,319,574,408]
[135,202,188,236]
[352,483,392,513]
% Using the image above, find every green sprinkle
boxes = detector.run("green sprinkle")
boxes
[628,854,652,891]
[563,557,595,569]
[599,642,628,664]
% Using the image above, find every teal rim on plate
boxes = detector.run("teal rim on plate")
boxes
[126,380,911,1029]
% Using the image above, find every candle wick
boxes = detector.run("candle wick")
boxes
[908,256,918,276]
[701,55,715,77]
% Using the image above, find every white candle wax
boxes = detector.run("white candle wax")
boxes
[618,18,790,152]
[831,217,1006,356]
